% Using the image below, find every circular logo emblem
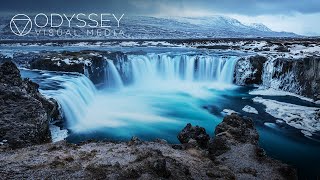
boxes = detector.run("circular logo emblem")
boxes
[10,14,32,36]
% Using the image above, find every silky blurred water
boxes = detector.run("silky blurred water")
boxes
[20,53,320,179]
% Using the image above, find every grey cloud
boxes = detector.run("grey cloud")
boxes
[0,0,320,15]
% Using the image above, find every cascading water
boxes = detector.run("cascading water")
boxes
[40,74,97,127]
[19,51,320,178]
[105,59,124,89]
[23,53,239,138]
[218,56,238,83]
[21,69,97,136]
[124,54,238,85]
[89,53,238,89]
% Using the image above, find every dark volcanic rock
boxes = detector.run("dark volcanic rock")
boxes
[208,114,297,180]
[28,51,129,85]
[235,55,267,85]
[265,57,320,101]
[0,61,58,149]
[31,58,84,73]
[208,114,259,156]
[0,54,12,64]
[85,55,106,84]
[0,113,297,179]
[178,123,210,148]
[0,141,220,179]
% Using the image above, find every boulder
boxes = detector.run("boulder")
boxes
[207,114,297,180]
[177,123,210,148]
[208,114,259,156]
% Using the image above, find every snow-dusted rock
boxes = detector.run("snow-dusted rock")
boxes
[242,105,258,114]
[234,55,267,85]
[222,109,239,115]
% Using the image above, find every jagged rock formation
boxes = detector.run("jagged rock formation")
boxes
[207,114,297,180]
[0,114,297,179]
[263,57,320,101]
[27,51,129,85]
[0,61,59,149]
[177,123,210,148]
[177,114,297,180]
[234,55,267,85]
[235,55,320,101]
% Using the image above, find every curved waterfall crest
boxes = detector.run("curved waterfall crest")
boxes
[103,53,238,88]
[41,53,238,132]
[41,74,97,127]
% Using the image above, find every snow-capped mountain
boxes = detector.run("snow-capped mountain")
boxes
[248,23,272,32]
[0,15,298,40]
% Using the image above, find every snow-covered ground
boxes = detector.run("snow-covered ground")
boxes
[253,97,320,137]
[249,87,317,103]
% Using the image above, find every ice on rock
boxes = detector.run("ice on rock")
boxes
[276,119,285,124]
[301,130,313,137]
[49,125,68,142]
[253,97,320,136]
[249,87,314,103]
[242,105,258,114]
[222,109,239,115]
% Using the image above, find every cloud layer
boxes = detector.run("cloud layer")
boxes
[0,0,319,35]
[1,0,320,15]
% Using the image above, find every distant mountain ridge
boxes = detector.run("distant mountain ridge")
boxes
[0,15,299,40]
[248,23,272,32]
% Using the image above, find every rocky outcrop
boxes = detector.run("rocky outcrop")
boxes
[29,51,91,74]
[208,114,297,180]
[235,55,267,85]
[235,54,320,101]
[263,57,320,101]
[177,123,210,148]
[0,138,225,179]
[177,114,297,180]
[0,54,12,64]
[0,61,59,149]
[208,114,258,156]
[27,51,129,85]
[0,113,297,179]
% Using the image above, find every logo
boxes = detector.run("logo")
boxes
[9,13,125,38]
[10,14,32,36]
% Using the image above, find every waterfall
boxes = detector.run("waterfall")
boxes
[41,74,97,127]
[121,54,238,85]
[105,59,124,89]
[218,56,238,83]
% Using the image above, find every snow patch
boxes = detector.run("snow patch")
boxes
[49,125,68,142]
[249,87,314,103]
[253,97,320,136]
[222,109,239,115]
[242,105,258,114]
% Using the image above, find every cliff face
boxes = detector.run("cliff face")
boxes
[264,57,320,101]
[234,55,267,85]
[0,61,59,149]
[235,55,320,102]
[28,51,129,85]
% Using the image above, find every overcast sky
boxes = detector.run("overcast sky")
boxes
[1,0,319,35]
